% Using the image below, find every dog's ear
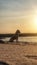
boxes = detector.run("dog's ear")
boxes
[15,30,21,34]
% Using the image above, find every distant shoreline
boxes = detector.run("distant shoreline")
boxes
[0,33,37,38]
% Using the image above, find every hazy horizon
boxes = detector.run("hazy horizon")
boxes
[0,0,37,33]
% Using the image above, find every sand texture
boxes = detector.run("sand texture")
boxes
[0,43,37,65]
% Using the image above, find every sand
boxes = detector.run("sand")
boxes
[0,42,37,65]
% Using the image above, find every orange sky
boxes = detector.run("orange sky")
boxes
[0,0,37,33]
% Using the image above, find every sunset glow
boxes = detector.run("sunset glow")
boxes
[0,0,37,33]
[32,14,37,32]
[34,15,37,26]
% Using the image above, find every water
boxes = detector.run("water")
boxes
[2,36,37,42]
[19,36,37,42]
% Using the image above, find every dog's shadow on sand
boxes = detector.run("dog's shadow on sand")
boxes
[0,61,9,65]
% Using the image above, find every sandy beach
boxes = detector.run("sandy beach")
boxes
[0,42,37,65]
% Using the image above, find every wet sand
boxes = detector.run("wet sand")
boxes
[0,42,37,65]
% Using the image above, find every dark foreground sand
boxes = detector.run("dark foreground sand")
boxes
[0,42,37,65]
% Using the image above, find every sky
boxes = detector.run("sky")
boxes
[0,0,37,33]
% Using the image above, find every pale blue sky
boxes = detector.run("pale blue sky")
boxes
[0,0,37,33]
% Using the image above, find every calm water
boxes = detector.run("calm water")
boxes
[2,36,37,42]
[19,36,37,42]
